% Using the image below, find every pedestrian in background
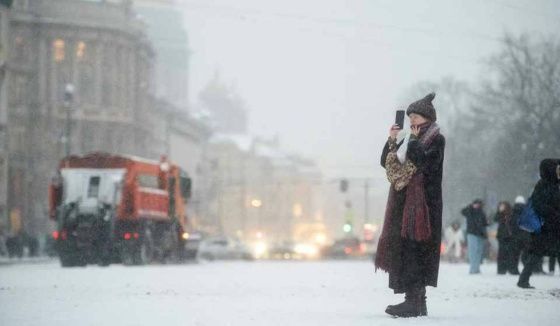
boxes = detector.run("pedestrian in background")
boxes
[518,159,560,289]
[376,93,445,318]
[462,199,488,274]
[513,195,528,266]
[494,201,520,274]
[444,221,464,263]
[509,196,527,273]
[516,196,546,274]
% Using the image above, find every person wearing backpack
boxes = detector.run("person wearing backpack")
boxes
[518,159,560,289]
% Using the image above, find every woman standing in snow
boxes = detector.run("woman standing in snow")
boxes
[375,93,445,318]
[518,159,560,288]
[494,201,520,275]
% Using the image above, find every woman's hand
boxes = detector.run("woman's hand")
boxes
[389,124,400,140]
[411,125,420,137]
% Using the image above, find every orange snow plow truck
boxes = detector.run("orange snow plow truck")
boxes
[48,152,194,267]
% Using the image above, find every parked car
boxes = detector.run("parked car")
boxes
[197,237,254,261]
[321,237,365,259]
[268,241,299,260]
[182,232,203,260]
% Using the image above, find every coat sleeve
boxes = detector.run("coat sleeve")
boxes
[380,141,390,169]
[532,184,560,226]
[461,206,471,218]
[407,134,445,175]
[380,138,400,169]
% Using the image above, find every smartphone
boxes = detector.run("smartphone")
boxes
[395,110,405,129]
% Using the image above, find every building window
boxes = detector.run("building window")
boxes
[117,47,126,108]
[77,41,95,104]
[53,39,65,62]
[8,126,26,154]
[11,35,28,64]
[14,0,30,10]
[102,46,115,107]
[79,64,94,104]
[137,174,159,189]
[87,176,100,198]
[8,74,27,107]
[76,41,86,61]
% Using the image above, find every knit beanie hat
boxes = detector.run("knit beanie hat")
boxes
[406,92,437,122]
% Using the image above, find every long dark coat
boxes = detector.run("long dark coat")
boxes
[529,159,560,257]
[380,132,445,293]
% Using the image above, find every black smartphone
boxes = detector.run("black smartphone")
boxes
[395,110,405,129]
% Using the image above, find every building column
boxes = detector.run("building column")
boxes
[94,41,103,107]
[38,36,47,112]
[0,7,9,228]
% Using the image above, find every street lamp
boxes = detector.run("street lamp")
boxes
[250,198,262,208]
[250,198,263,237]
[63,83,74,158]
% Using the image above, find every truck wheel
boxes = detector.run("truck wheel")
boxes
[121,247,135,266]
[60,254,76,267]
[97,244,112,267]
[60,252,86,267]
[98,254,111,267]
[133,240,152,265]
[135,242,147,265]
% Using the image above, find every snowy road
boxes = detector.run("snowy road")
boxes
[0,260,558,326]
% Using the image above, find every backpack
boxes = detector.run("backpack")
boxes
[517,198,544,234]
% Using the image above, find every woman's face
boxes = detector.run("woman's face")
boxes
[409,113,429,127]
[498,203,506,212]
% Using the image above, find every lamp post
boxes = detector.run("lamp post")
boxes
[63,83,74,158]
[250,198,262,233]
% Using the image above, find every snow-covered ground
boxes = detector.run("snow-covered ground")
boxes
[0,259,558,326]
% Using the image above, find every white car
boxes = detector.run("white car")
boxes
[197,237,254,261]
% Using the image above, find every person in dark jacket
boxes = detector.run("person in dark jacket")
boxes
[516,196,546,274]
[494,201,521,275]
[375,93,445,318]
[518,159,560,288]
[461,199,488,274]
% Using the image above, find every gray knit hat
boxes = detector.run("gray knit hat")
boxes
[406,92,436,122]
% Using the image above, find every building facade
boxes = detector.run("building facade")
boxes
[203,135,326,245]
[3,0,207,236]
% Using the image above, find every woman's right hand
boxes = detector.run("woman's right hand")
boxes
[389,124,400,140]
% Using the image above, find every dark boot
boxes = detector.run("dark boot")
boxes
[418,287,427,316]
[518,254,537,289]
[385,293,410,315]
[385,288,424,318]
[518,268,533,288]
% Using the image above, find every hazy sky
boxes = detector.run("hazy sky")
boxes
[179,0,560,179]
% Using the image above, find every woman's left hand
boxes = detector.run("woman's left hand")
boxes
[411,125,420,137]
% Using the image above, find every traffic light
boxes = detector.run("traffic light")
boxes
[339,179,348,192]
